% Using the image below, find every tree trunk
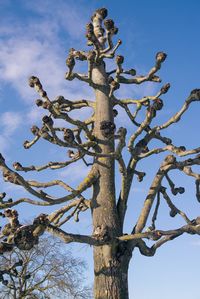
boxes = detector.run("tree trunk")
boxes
[91,63,130,298]
[94,246,130,299]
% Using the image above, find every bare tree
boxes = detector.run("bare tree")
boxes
[0,7,200,299]
[0,236,92,299]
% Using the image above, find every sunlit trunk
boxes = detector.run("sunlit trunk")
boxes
[91,63,130,298]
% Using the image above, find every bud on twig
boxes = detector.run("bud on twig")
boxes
[113,109,118,117]
[63,129,75,143]
[179,146,186,151]
[156,52,167,63]
[137,172,146,182]
[178,187,185,194]
[28,76,40,88]
[95,8,108,20]
[170,210,177,217]
[152,98,163,111]
[42,116,53,126]
[115,55,124,64]
[104,19,114,30]
[161,83,170,94]
[66,56,75,68]
[110,27,118,35]
[190,89,200,99]
[13,162,23,171]
[31,126,40,136]
[125,69,136,76]
[35,99,43,107]
[42,101,51,109]
[0,192,6,200]
[23,140,30,149]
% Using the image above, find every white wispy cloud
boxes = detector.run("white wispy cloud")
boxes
[59,162,91,184]
[0,0,95,159]
[0,135,9,155]
[0,0,91,102]
[26,106,45,124]
[0,36,67,100]
[25,0,88,40]
[0,111,22,155]
[1,111,22,136]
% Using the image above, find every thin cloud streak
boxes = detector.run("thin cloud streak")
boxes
[0,0,90,102]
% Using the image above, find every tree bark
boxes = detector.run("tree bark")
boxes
[91,63,130,298]
[93,247,130,299]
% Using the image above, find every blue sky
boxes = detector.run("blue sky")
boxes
[0,1,200,298]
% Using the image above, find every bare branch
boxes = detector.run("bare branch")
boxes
[135,155,200,233]
[156,90,200,131]
[115,127,127,175]
[28,76,51,104]
[151,191,160,230]
[100,39,122,59]
[134,155,177,233]
[117,52,167,85]
[128,106,154,152]
[0,156,99,206]
[195,180,200,202]
[114,83,170,106]
[119,219,200,246]
[46,224,100,246]
[160,186,191,224]
[49,198,90,224]
[12,157,82,173]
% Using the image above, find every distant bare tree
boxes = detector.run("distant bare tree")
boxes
[0,236,92,299]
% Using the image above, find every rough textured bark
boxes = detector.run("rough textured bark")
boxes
[91,63,127,299]
[93,249,130,299]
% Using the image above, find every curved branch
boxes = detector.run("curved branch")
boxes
[156,91,200,131]
[120,219,200,253]
[13,158,82,173]
[160,187,191,224]
[117,52,167,85]
[134,156,176,233]
[46,224,100,246]
[128,108,154,152]
[49,198,90,224]
[0,158,99,206]
[138,144,200,159]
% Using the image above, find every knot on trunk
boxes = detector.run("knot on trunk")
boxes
[14,225,39,250]
[14,214,49,250]
[116,241,132,262]
[100,121,116,138]
[93,225,110,241]
[33,213,49,226]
